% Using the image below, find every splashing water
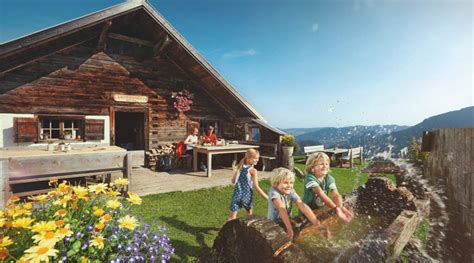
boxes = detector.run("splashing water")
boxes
[294,214,385,262]
[368,147,449,261]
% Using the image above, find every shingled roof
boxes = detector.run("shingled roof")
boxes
[0,0,276,124]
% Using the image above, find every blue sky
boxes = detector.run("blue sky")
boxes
[1,0,472,128]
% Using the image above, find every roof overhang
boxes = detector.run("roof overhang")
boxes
[0,0,281,127]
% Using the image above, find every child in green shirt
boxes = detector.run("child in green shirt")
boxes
[302,152,353,222]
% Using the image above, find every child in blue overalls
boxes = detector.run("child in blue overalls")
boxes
[227,149,268,221]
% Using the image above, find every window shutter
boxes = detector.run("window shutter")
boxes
[85,119,105,141]
[14,117,38,143]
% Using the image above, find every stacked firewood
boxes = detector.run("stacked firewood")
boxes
[145,144,175,170]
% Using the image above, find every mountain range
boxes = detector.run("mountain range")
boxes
[285,106,474,157]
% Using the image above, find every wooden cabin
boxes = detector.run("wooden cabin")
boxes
[0,0,285,169]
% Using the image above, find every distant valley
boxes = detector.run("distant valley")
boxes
[284,106,474,157]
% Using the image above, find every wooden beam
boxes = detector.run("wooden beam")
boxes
[96,21,113,51]
[0,0,143,58]
[153,34,172,58]
[107,32,154,47]
[0,36,97,75]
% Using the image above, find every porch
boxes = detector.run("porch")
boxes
[116,167,274,197]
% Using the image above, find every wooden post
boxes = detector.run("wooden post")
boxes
[124,152,133,190]
[1,159,11,209]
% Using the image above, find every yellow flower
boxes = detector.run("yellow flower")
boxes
[8,196,20,204]
[31,221,57,233]
[57,181,71,194]
[48,190,59,197]
[90,236,105,250]
[28,194,48,202]
[53,196,71,207]
[72,186,89,199]
[81,256,88,263]
[106,189,121,197]
[71,201,79,210]
[16,258,30,263]
[127,192,142,205]
[12,217,34,229]
[3,221,12,228]
[55,219,65,227]
[23,202,33,210]
[106,199,121,209]
[0,218,5,228]
[11,207,30,218]
[88,183,108,195]
[32,231,61,247]
[48,177,58,186]
[93,208,105,217]
[113,178,129,186]
[118,215,138,230]
[0,236,13,247]
[54,209,67,217]
[24,245,59,263]
[56,227,73,239]
[100,214,112,223]
[94,222,105,232]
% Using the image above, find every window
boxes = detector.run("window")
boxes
[251,127,261,142]
[13,116,103,143]
[39,117,84,141]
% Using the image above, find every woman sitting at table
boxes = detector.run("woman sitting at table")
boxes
[184,127,199,155]
[202,126,218,145]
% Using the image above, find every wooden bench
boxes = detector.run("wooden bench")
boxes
[240,141,278,171]
[260,155,277,171]
[304,145,324,160]
[2,147,131,206]
[340,147,363,168]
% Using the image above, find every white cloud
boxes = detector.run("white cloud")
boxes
[311,23,319,32]
[221,49,257,59]
[353,0,375,11]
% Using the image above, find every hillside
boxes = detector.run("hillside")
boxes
[292,106,474,157]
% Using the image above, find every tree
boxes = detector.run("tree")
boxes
[407,137,428,163]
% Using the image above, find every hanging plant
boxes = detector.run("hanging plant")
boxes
[171,89,194,113]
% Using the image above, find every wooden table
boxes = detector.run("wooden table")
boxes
[193,144,259,177]
[0,145,131,207]
[323,148,349,166]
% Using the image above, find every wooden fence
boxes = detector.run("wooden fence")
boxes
[423,128,473,261]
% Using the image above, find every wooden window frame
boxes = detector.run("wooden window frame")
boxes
[249,126,261,142]
[38,115,85,142]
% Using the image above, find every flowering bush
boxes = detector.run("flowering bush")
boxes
[171,89,193,113]
[1,178,174,262]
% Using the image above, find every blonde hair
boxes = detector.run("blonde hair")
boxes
[305,152,330,174]
[233,148,260,171]
[271,168,295,187]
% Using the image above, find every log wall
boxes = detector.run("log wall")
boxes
[423,128,473,261]
[0,42,231,148]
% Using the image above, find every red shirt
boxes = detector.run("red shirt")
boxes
[203,134,218,145]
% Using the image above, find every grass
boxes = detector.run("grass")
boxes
[132,156,396,262]
[415,218,430,249]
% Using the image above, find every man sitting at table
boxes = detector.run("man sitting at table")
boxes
[202,126,218,145]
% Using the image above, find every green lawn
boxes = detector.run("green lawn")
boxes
[132,157,395,262]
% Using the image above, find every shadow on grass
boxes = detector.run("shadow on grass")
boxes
[160,215,220,262]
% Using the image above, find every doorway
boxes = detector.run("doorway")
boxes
[115,112,145,150]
